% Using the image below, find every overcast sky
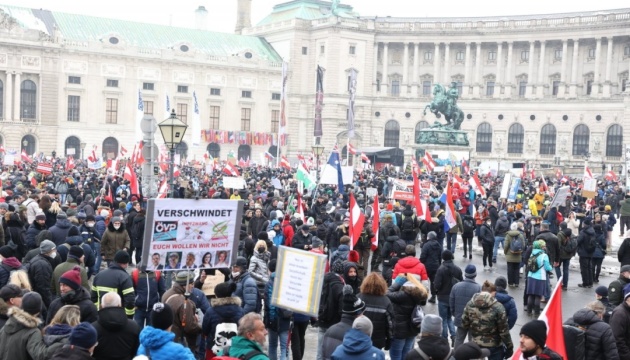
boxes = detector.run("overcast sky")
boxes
[3,0,629,32]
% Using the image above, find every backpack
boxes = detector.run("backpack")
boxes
[556,211,564,224]
[462,217,475,233]
[527,252,542,273]
[563,236,578,254]
[390,238,407,258]
[508,234,525,254]
[584,233,597,253]
[131,268,161,286]
[400,215,415,238]
[212,322,238,357]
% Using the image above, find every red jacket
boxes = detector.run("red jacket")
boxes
[392,256,428,280]
[282,220,294,247]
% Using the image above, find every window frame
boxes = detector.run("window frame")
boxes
[210,88,221,96]
[68,76,81,84]
[177,85,188,93]
[142,82,155,91]
[476,122,493,153]
[20,80,37,120]
[242,90,252,98]
[539,124,556,155]
[507,123,524,154]
[176,103,188,124]
[241,108,251,131]
[606,124,623,157]
[143,100,154,116]
[67,95,80,122]
[572,124,590,156]
[486,81,495,96]
[105,98,118,124]
[106,79,119,87]
[271,109,280,133]
[209,105,220,129]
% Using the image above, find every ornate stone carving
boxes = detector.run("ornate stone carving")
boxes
[21,55,41,69]
[268,79,281,90]
[391,48,402,65]
[62,60,88,74]
[138,67,161,81]
[172,70,193,83]
[207,74,226,86]
[101,64,125,77]
[0,53,6,67]
[239,77,257,88]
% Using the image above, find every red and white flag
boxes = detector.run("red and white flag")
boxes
[471,171,487,198]
[555,168,563,179]
[21,150,32,164]
[512,278,566,360]
[0,146,5,154]
[412,169,423,216]
[238,157,248,168]
[36,162,52,175]
[66,156,75,172]
[422,198,431,222]
[88,145,98,163]
[124,163,140,196]
[410,155,419,174]
[422,151,436,172]
[131,141,145,165]
[444,181,457,231]
[120,146,128,158]
[605,170,618,182]
[541,175,549,192]
[348,193,365,250]
[173,166,181,178]
[530,168,536,179]
[107,158,118,173]
[361,153,370,164]
[452,174,464,187]
[347,143,357,155]
[584,166,593,180]
[461,158,469,174]
[371,196,379,252]
[296,192,305,220]
[280,156,291,170]
[157,178,169,199]
[222,162,240,177]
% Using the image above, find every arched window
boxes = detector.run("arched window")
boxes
[539,124,556,155]
[206,143,220,158]
[508,123,524,154]
[341,145,354,166]
[21,134,37,155]
[475,122,492,153]
[0,79,3,119]
[238,145,251,160]
[415,121,430,143]
[572,124,590,156]
[384,120,400,147]
[606,124,623,157]
[268,145,279,158]
[102,137,119,159]
[175,141,188,158]
[64,136,81,157]
[20,80,37,120]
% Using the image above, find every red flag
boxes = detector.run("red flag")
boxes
[422,151,436,172]
[360,152,371,164]
[555,168,562,179]
[66,156,75,171]
[120,146,128,157]
[88,145,98,163]
[461,158,469,174]
[296,192,305,220]
[238,157,248,168]
[173,166,181,178]
[471,171,487,198]
[222,163,240,177]
[36,163,53,175]
[423,199,431,222]
[280,156,291,170]
[21,150,32,164]
[157,178,168,198]
[412,170,422,216]
[605,170,618,182]
[124,163,140,196]
[521,163,527,179]
[347,143,357,155]
[512,279,566,360]
[541,175,549,192]
[371,196,379,252]
[530,168,536,179]
[30,177,37,187]
[348,193,365,250]
[584,166,593,179]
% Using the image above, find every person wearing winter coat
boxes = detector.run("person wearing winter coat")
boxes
[565,303,619,360]
[129,210,145,265]
[268,220,284,247]
[381,228,405,282]
[247,208,269,238]
[461,283,514,360]
[492,211,510,263]
[79,215,102,277]
[404,314,452,360]
[609,287,630,360]
[609,266,630,307]
[136,303,196,360]
[0,292,50,360]
[91,292,140,360]
[100,217,130,264]
[420,231,442,303]
[331,317,385,360]
[557,223,575,290]
[161,272,203,352]
[292,225,313,251]
[202,282,244,358]
[22,195,40,225]
[265,260,292,360]
[0,285,22,330]
[25,213,47,250]
[357,273,394,350]
[316,260,346,360]
[525,240,554,316]
[0,246,24,289]
[230,256,260,314]
[433,250,463,344]
[321,285,366,360]
[618,236,630,266]
[132,268,166,330]
[461,213,476,260]
[493,277,517,330]
[27,240,57,308]
[248,240,270,296]
[91,251,136,317]
[592,223,608,284]
[479,217,495,271]
[47,267,98,324]
[52,245,91,297]
[42,304,80,356]
[504,222,525,287]
[577,217,597,288]
[450,264,482,348]
[387,275,428,360]
[4,212,27,261]
[330,236,350,266]
[392,245,428,281]
[534,221,560,274]
[49,212,75,246]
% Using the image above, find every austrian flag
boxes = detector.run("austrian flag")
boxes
[347,143,357,155]
[348,193,365,250]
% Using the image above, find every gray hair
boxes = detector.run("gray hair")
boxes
[586,300,605,316]
[540,222,550,231]
[101,292,122,308]
[237,313,263,337]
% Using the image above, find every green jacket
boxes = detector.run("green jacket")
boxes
[461,292,512,349]
[503,230,525,263]
[228,336,269,360]
[619,199,630,217]
[52,258,90,296]
[0,307,50,360]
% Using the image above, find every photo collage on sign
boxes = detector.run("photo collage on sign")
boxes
[146,250,232,271]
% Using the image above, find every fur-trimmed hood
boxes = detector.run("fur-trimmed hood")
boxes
[210,296,242,307]
[402,283,428,305]
[0,299,9,316]
[3,307,41,334]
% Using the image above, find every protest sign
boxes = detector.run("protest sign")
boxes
[550,186,570,209]
[507,177,521,202]
[271,246,327,316]
[140,199,243,271]
[222,176,246,190]
[582,177,597,199]
[500,173,511,199]
[366,187,378,197]
[3,155,14,166]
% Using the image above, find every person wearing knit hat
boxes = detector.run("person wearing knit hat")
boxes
[341,284,365,315]
[407,314,451,360]
[321,285,366,360]
[59,266,82,292]
[609,265,630,307]
[20,291,42,316]
[451,263,482,349]
[421,314,443,336]
[0,245,14,259]
[330,316,385,360]
[0,284,23,313]
[432,248,462,344]
[68,322,98,350]
[150,302,174,331]
[518,320,562,359]
[452,342,491,360]
[464,264,477,279]
[47,265,98,324]
[595,285,615,323]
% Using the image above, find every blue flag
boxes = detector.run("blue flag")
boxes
[328,150,344,194]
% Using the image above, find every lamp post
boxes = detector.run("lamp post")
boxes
[312,144,325,182]
[22,140,28,153]
[158,109,188,198]
[80,142,86,161]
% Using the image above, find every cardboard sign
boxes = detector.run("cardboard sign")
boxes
[201,273,226,297]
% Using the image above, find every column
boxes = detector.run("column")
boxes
[472,42,482,98]
[559,40,568,98]
[5,72,12,121]
[463,42,471,98]
[402,43,409,95]
[443,43,450,84]
[592,37,602,97]
[496,42,503,97]
[525,41,535,98]
[382,42,389,95]
[373,43,379,95]
[603,37,613,97]
[536,41,546,98]
[13,72,20,120]
[569,39,579,98]
[412,43,419,96]
[433,43,440,90]
[504,42,513,98]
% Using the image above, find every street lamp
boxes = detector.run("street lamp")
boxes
[158,109,188,198]
[80,142,86,160]
[312,144,325,182]
[22,140,28,152]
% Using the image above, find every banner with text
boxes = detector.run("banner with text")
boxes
[140,199,243,271]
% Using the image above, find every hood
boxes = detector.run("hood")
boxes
[7,217,23,228]
[108,221,126,232]
[583,226,595,236]
[337,244,350,252]
[417,335,452,360]
[343,262,358,277]
[95,215,105,221]
[402,209,414,217]
[62,287,92,305]
[573,308,601,326]
[402,283,428,305]
[43,324,72,346]
[66,235,84,246]
[386,235,399,243]
[396,256,420,268]
[139,325,176,349]
[506,230,520,237]
[470,292,497,309]
[339,328,373,354]
[54,218,73,229]
[494,290,513,304]
[4,307,41,334]
[2,257,22,269]
[97,306,129,331]
[210,296,242,308]
[532,248,545,256]
[270,219,280,228]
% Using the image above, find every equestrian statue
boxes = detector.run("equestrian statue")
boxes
[423,82,464,130]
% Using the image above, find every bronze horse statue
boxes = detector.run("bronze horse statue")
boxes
[423,83,464,130]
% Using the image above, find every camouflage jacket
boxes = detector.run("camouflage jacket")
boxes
[461,292,513,348]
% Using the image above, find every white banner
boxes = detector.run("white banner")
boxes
[319,164,353,185]
[550,186,570,209]
[3,155,14,165]
[500,173,512,199]
[222,176,246,190]
[141,199,243,271]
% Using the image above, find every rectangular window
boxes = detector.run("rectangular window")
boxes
[349,45,356,55]
[424,51,433,61]
[456,81,463,96]
[177,103,188,124]
[376,79,381,92]
[552,80,560,96]
[391,80,400,96]
[210,88,221,96]
[622,79,627,92]
[68,76,81,84]
[142,82,155,91]
[519,81,527,96]
[302,46,308,55]
[521,50,529,61]
[488,51,497,61]
[106,98,118,124]
[143,100,154,115]
[241,108,251,131]
[486,81,495,96]
[320,45,325,54]
[554,49,562,60]
[209,106,220,129]
[67,95,80,122]
[625,46,630,56]
[422,81,432,95]
[586,80,593,95]
[106,79,119,87]
[588,48,596,58]
[455,51,465,61]
[177,85,188,93]
[242,90,252,98]
[271,93,281,100]
[271,110,280,133]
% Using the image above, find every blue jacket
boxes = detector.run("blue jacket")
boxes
[331,328,385,360]
[495,289,517,329]
[449,278,481,327]
[231,271,259,314]
[95,216,107,240]
[49,219,76,246]
[202,296,244,349]
[591,230,607,259]
[264,273,291,332]
[190,287,210,314]
[132,270,166,311]
[270,220,284,247]
[137,326,195,360]
[527,249,553,280]
[330,245,350,265]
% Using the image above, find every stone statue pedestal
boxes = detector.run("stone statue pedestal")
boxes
[414,128,472,168]
[416,128,469,147]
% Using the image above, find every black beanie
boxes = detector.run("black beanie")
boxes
[214,282,236,298]
[151,303,174,330]
[520,320,547,347]
[441,250,453,261]
[341,285,365,314]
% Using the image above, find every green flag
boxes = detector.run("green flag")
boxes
[296,163,316,190]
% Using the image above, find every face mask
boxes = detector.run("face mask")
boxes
[113,225,121,230]
[258,247,265,253]
[86,222,95,227]
[50,251,57,259]
[231,271,240,278]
